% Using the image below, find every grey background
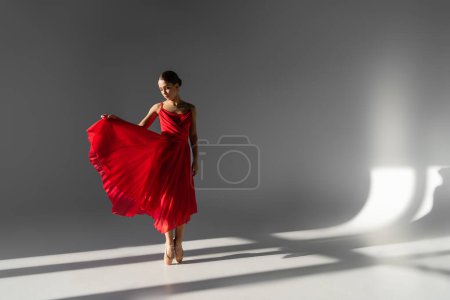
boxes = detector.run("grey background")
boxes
[1,0,450,239]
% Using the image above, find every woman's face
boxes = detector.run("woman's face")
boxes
[158,80,179,101]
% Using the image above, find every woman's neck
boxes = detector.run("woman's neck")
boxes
[167,97,182,106]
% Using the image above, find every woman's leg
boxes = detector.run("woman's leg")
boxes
[175,224,185,244]
[174,224,185,263]
[164,229,175,264]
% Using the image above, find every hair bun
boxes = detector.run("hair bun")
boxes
[160,70,182,87]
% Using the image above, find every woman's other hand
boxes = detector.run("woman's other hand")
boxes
[192,160,198,176]
[100,114,119,120]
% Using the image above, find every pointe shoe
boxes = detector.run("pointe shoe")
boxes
[174,238,184,263]
[164,243,175,265]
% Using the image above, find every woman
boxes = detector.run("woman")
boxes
[87,70,198,265]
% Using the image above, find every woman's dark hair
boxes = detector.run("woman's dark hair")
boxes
[159,70,182,87]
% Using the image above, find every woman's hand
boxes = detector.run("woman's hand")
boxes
[192,160,199,176]
[100,114,119,120]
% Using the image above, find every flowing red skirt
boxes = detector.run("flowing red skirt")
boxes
[86,118,197,233]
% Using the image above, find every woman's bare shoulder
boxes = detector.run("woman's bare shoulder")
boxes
[147,102,163,114]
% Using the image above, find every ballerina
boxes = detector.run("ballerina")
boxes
[89,70,198,265]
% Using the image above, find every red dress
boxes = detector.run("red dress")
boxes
[86,102,197,233]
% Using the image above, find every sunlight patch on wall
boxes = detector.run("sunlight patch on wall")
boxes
[272,167,415,240]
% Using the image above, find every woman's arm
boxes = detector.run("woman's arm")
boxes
[189,105,199,175]
[138,103,159,129]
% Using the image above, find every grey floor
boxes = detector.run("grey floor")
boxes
[1,202,449,300]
